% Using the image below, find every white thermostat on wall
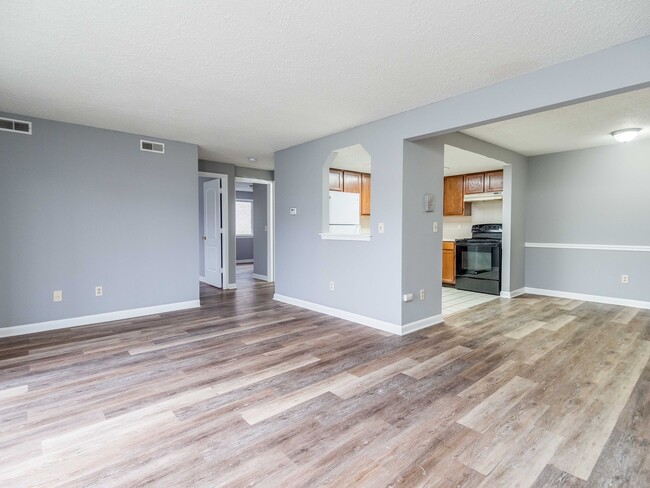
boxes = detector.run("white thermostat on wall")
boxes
[289,208,297,215]
[424,194,434,212]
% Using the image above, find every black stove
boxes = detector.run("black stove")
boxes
[455,224,502,295]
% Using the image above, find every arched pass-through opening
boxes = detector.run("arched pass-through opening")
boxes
[320,144,373,241]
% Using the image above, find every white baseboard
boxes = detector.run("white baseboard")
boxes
[273,294,442,335]
[0,300,201,338]
[402,314,445,334]
[252,274,268,281]
[500,288,526,299]
[200,277,235,290]
[236,259,254,264]
[524,287,650,310]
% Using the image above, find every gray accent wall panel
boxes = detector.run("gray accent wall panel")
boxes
[0,113,199,328]
[526,248,649,302]
[253,184,268,276]
[526,141,650,244]
[525,139,650,300]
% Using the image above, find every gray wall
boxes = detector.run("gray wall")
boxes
[274,36,650,329]
[0,113,198,328]
[199,160,273,286]
[401,140,444,323]
[253,184,268,277]
[236,237,254,261]
[236,166,274,180]
[525,139,650,301]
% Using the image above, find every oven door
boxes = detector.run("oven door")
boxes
[456,242,501,282]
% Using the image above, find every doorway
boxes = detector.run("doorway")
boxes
[198,172,229,289]
[440,144,507,316]
[234,177,275,283]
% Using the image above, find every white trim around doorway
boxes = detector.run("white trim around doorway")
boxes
[199,171,230,290]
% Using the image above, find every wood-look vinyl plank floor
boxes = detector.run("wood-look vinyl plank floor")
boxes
[1,264,649,487]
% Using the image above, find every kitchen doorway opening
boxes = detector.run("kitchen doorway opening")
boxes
[441,144,507,316]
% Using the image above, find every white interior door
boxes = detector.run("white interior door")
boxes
[203,179,223,288]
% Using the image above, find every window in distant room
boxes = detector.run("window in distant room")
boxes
[236,200,253,236]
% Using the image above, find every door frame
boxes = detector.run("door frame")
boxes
[199,171,230,289]
[235,177,275,282]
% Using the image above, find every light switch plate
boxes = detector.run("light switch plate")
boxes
[53,290,63,302]
[378,223,385,233]
[289,208,297,215]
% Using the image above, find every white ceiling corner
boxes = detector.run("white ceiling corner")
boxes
[444,145,507,176]
[1,1,649,170]
[462,87,650,156]
[329,144,372,173]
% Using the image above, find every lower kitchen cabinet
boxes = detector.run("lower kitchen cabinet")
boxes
[442,241,456,285]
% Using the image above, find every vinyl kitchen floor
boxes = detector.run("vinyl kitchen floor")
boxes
[442,286,499,316]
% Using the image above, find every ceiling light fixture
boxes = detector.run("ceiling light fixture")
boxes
[611,128,641,143]
[247,157,257,162]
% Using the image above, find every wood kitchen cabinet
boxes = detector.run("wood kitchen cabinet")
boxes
[442,241,456,285]
[360,173,371,215]
[329,169,344,191]
[443,175,468,216]
[464,173,485,194]
[485,170,503,192]
[343,171,361,194]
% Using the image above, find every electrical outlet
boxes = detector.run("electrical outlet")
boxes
[53,290,63,302]
[329,281,335,291]
[420,289,425,300]
[95,286,103,297]
[289,207,297,215]
[621,274,629,284]
[378,223,385,233]
[432,222,438,233]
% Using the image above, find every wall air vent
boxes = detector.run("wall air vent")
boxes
[140,139,165,154]
[0,117,32,135]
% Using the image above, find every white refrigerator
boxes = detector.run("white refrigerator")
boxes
[329,191,360,234]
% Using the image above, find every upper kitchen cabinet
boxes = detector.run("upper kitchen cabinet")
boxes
[443,175,466,216]
[329,169,343,191]
[485,170,504,192]
[463,172,485,194]
[360,173,371,215]
[343,171,361,193]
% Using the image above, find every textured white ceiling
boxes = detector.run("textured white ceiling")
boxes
[444,145,507,176]
[1,1,649,170]
[330,144,372,173]
[463,87,650,156]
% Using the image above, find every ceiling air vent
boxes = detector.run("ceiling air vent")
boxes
[0,117,32,135]
[140,139,165,154]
